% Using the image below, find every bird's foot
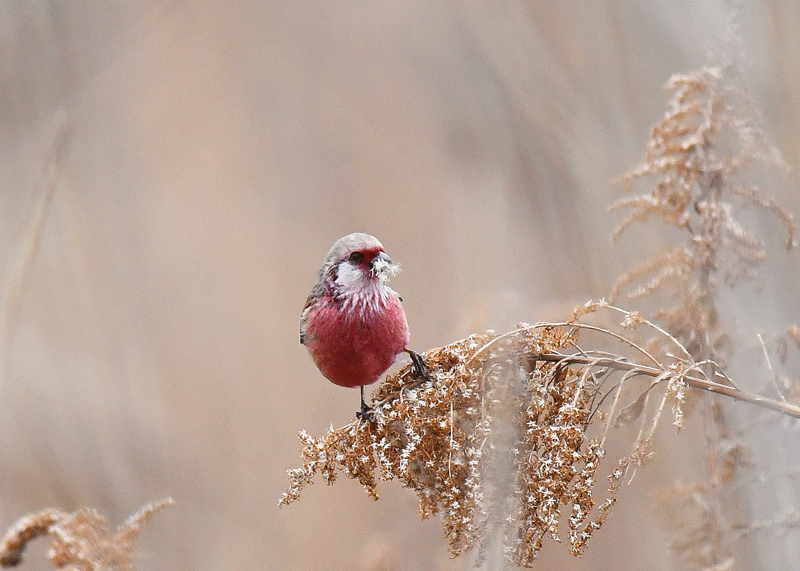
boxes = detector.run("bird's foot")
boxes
[356,402,373,422]
[406,349,432,383]
[356,385,374,422]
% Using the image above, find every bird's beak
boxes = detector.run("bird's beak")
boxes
[371,251,392,267]
[370,251,399,280]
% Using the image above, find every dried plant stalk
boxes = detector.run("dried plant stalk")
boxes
[0,498,173,570]
[611,66,795,356]
[281,302,800,567]
[611,63,799,569]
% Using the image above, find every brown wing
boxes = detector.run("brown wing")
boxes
[299,280,326,345]
[299,295,313,345]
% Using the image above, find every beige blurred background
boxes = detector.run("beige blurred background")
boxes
[2,1,800,570]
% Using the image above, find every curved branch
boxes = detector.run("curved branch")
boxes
[535,352,800,420]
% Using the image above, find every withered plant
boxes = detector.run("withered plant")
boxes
[282,65,800,569]
[281,303,800,567]
[0,498,173,570]
[611,65,795,357]
[610,64,798,569]
[0,125,176,571]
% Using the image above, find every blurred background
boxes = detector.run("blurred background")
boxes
[1,1,799,569]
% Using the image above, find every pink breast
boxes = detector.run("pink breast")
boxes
[305,298,410,388]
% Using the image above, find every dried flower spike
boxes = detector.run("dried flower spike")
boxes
[0,498,173,570]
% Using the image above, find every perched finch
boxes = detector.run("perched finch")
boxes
[300,233,428,417]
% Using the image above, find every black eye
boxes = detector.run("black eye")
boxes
[349,252,364,263]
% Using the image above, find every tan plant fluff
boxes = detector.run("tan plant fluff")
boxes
[0,498,173,570]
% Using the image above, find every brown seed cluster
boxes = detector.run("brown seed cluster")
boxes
[610,64,799,569]
[0,499,173,570]
[611,66,795,358]
[281,322,640,566]
[281,305,800,567]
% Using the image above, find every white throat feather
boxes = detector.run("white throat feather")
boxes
[333,260,399,316]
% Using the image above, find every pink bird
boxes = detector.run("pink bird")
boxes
[300,233,429,417]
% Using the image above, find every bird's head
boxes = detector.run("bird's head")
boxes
[321,233,401,294]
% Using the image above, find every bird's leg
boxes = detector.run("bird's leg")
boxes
[406,349,432,383]
[356,385,373,421]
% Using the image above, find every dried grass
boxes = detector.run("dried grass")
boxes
[0,499,173,570]
[610,64,799,570]
[611,66,795,359]
[282,64,800,568]
[0,121,173,571]
[281,302,800,567]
